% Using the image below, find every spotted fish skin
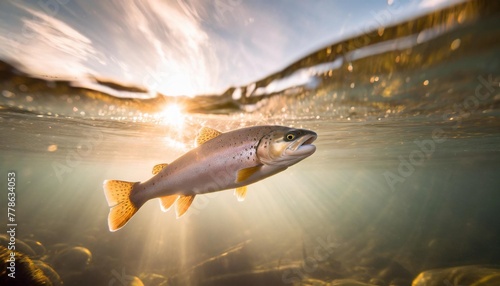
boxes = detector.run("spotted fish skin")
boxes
[137,126,279,200]
[103,125,317,231]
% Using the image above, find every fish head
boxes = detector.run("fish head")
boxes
[257,127,317,167]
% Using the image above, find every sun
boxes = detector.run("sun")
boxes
[159,103,185,128]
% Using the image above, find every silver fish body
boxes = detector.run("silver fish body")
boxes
[103,125,317,231]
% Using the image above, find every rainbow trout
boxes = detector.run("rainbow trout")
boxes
[104,125,317,231]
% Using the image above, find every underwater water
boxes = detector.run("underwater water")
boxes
[1,0,500,285]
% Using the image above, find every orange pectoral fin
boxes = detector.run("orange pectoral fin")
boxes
[236,165,263,183]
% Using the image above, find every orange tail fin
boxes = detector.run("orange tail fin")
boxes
[103,180,139,232]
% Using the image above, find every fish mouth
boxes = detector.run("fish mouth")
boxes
[287,133,317,155]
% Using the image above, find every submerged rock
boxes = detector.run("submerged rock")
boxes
[351,256,413,286]
[24,239,47,257]
[33,260,63,286]
[329,279,377,285]
[368,278,385,285]
[377,261,412,282]
[0,235,36,257]
[388,277,412,286]
[0,246,51,286]
[301,277,331,285]
[52,246,92,273]
[127,276,145,286]
[60,266,120,286]
[199,268,291,286]
[140,273,169,286]
[171,240,253,285]
[412,265,500,286]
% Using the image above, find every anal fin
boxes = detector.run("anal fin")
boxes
[159,195,178,212]
[152,163,169,175]
[235,186,247,202]
[175,195,195,218]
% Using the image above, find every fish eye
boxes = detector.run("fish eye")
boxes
[285,132,296,141]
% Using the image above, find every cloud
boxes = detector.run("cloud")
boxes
[21,7,94,59]
[104,0,219,96]
[3,3,98,78]
[419,0,464,9]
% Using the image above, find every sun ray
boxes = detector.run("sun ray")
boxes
[157,103,185,128]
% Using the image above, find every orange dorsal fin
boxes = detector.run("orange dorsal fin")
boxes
[195,127,222,147]
[152,163,169,175]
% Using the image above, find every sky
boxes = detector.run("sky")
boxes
[0,0,463,97]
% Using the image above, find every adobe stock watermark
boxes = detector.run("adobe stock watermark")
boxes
[213,0,243,23]
[282,235,338,284]
[383,129,446,191]
[52,130,103,183]
[21,0,73,39]
[4,0,73,56]
[177,0,242,24]
[349,0,406,50]
[142,66,173,95]
[384,74,499,191]
[108,268,135,286]
[181,158,241,218]
[444,75,498,129]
